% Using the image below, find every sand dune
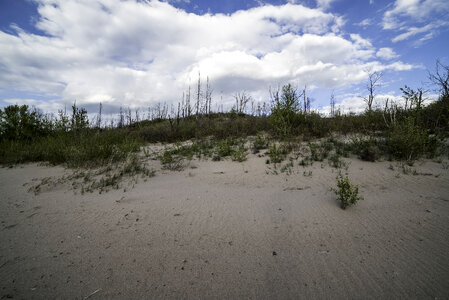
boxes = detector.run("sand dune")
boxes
[1,152,448,299]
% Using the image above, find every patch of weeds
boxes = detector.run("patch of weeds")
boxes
[280,158,294,175]
[388,164,394,171]
[332,175,363,209]
[441,161,449,170]
[308,142,328,162]
[268,143,285,165]
[401,163,414,175]
[303,170,313,177]
[252,134,268,154]
[160,149,184,171]
[299,156,312,167]
[350,135,380,162]
[143,146,152,158]
[328,154,344,169]
[216,138,234,157]
[231,146,248,162]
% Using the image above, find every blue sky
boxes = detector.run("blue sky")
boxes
[1,0,448,116]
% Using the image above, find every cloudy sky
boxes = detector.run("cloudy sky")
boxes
[0,0,448,115]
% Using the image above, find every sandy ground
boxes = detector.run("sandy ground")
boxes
[1,150,449,299]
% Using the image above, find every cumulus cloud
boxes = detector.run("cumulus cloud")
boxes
[382,0,449,43]
[0,0,416,112]
[376,47,399,60]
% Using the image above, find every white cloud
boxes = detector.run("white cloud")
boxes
[391,20,449,42]
[376,47,399,60]
[316,0,337,10]
[354,18,372,26]
[0,0,416,112]
[383,0,449,43]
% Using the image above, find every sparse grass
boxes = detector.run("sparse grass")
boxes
[328,153,345,169]
[160,149,185,171]
[28,152,155,195]
[280,158,294,175]
[308,142,329,162]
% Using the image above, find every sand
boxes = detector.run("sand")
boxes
[1,150,449,299]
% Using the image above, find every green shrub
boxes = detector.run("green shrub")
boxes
[308,142,328,161]
[350,136,379,162]
[231,147,248,162]
[388,117,430,161]
[328,154,344,168]
[160,150,184,171]
[216,138,233,157]
[268,143,285,164]
[252,134,268,153]
[269,84,302,137]
[332,175,363,209]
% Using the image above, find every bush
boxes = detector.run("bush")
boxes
[160,149,184,171]
[269,84,302,137]
[231,146,248,162]
[252,134,268,153]
[216,138,233,157]
[388,117,430,161]
[268,143,285,164]
[332,175,363,209]
[350,136,379,162]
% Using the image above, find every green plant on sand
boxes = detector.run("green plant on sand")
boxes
[332,175,363,209]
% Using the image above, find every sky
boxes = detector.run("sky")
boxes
[1,0,448,117]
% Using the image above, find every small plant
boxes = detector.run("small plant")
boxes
[216,138,233,157]
[252,134,268,154]
[303,170,312,177]
[350,136,379,162]
[328,154,344,169]
[308,142,328,162]
[401,163,413,175]
[332,175,363,209]
[160,150,184,171]
[268,143,285,164]
[280,159,294,174]
[231,147,248,162]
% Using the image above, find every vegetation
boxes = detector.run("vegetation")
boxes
[332,175,363,209]
[1,60,448,197]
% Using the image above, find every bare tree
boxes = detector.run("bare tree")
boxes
[330,91,336,117]
[204,76,213,114]
[126,107,132,125]
[382,98,398,128]
[234,91,252,114]
[196,72,201,116]
[429,59,449,97]
[363,70,382,111]
[302,85,307,112]
[186,86,191,117]
[118,106,124,128]
[96,102,102,129]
